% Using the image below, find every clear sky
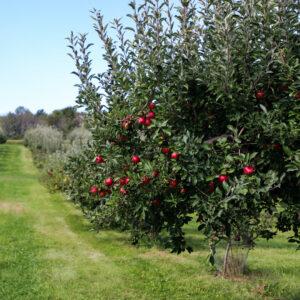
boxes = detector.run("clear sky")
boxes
[0,0,134,115]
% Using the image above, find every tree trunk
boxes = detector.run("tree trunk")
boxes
[223,240,231,276]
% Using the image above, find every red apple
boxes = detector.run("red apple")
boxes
[117,135,128,142]
[243,165,255,175]
[90,185,98,194]
[273,143,282,151]
[148,102,155,110]
[122,121,131,130]
[170,152,180,160]
[152,170,160,177]
[151,199,160,206]
[279,84,289,92]
[180,188,188,194]
[137,117,146,125]
[99,190,107,198]
[144,118,152,127]
[95,155,105,164]
[141,176,151,185]
[161,147,170,154]
[104,177,114,187]
[218,175,229,183]
[131,155,141,164]
[169,179,178,188]
[120,177,130,186]
[147,111,155,119]
[209,181,215,193]
[120,187,128,195]
[296,91,300,100]
[121,115,133,129]
[255,89,265,100]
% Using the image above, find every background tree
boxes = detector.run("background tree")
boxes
[47,106,82,134]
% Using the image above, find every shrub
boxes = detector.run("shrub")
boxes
[41,150,70,191]
[67,0,300,273]
[41,127,92,192]
[67,127,92,149]
[24,125,63,154]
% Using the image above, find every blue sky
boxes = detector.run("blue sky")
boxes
[0,0,134,115]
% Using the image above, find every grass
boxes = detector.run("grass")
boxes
[0,143,299,300]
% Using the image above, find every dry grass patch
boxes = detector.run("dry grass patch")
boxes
[0,202,25,214]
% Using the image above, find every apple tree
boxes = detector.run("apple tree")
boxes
[66,0,299,275]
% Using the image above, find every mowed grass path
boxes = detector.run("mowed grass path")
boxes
[0,144,299,300]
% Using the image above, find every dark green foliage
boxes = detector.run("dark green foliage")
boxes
[0,131,7,144]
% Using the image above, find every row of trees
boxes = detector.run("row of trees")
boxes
[64,0,299,276]
[0,106,84,139]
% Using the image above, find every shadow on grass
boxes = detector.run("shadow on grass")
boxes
[64,212,131,246]
[64,207,208,257]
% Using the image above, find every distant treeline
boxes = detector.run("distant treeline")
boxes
[0,106,85,139]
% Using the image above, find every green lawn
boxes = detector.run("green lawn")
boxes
[0,143,299,300]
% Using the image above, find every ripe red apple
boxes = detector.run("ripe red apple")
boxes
[218,175,229,183]
[99,190,107,198]
[169,179,178,188]
[146,111,155,119]
[120,187,128,195]
[119,177,130,186]
[148,102,155,110]
[121,115,133,129]
[273,143,282,151]
[122,121,131,130]
[180,188,188,194]
[296,91,300,100]
[161,147,170,154]
[243,165,255,175]
[117,135,128,142]
[255,89,265,100]
[151,199,160,206]
[90,185,98,194]
[131,155,141,164]
[208,181,215,193]
[104,177,114,187]
[144,118,152,127]
[152,170,160,177]
[95,155,105,164]
[170,152,180,160]
[137,117,146,125]
[141,176,151,185]
[279,84,289,92]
